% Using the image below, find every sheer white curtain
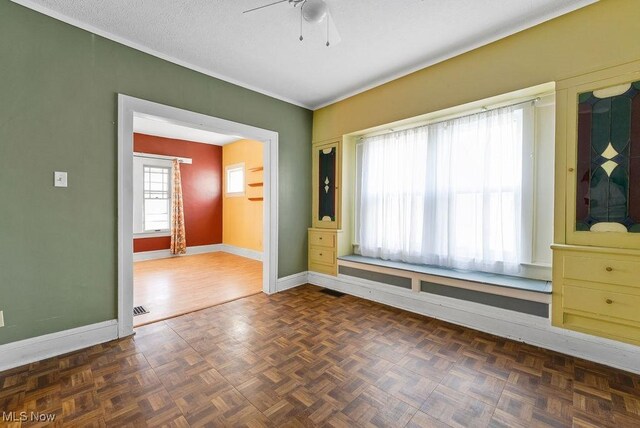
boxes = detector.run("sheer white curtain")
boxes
[358,126,430,261]
[357,105,524,274]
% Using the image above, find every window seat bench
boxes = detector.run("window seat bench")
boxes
[337,255,551,318]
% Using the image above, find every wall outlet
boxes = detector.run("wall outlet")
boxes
[0,311,4,328]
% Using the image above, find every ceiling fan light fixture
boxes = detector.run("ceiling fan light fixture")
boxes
[302,0,328,24]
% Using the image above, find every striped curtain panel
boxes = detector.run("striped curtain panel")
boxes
[170,159,187,255]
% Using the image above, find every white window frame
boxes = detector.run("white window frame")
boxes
[133,156,173,237]
[142,165,172,233]
[225,162,245,196]
[353,94,555,281]
[354,141,364,247]
[520,102,536,267]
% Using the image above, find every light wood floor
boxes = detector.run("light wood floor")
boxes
[133,252,262,326]
[2,285,640,427]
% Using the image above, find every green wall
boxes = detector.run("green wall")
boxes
[0,0,312,344]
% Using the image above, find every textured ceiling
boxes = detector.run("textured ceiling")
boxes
[14,0,596,109]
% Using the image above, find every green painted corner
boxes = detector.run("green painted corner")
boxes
[0,0,312,344]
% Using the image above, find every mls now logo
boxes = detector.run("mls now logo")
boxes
[2,412,56,422]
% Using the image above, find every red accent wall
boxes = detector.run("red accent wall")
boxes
[133,133,222,252]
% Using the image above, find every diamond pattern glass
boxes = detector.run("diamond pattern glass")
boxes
[576,80,640,232]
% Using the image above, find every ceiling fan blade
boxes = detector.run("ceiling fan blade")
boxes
[324,10,342,47]
[243,0,289,14]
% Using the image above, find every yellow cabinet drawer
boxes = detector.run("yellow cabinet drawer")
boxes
[309,261,336,275]
[563,255,640,287]
[309,230,336,248]
[309,247,335,265]
[563,284,640,324]
[562,313,640,345]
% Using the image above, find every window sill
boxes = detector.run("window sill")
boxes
[134,231,171,239]
[338,255,551,294]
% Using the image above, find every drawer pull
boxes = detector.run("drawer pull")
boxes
[568,167,575,172]
[319,237,323,240]
[606,299,613,304]
[605,266,613,272]
[319,253,323,256]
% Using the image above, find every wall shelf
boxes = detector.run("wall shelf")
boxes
[248,166,263,200]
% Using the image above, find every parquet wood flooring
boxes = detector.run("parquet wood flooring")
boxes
[133,252,262,326]
[2,284,640,427]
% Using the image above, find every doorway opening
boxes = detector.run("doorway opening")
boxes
[118,95,278,337]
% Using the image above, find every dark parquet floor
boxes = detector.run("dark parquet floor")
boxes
[1,285,640,427]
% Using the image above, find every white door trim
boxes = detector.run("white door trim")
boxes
[117,95,279,338]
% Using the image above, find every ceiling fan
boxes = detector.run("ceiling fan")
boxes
[243,0,341,47]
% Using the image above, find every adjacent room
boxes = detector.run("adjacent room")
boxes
[2,0,640,427]
[131,115,265,325]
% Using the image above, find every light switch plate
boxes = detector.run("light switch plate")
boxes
[54,171,68,187]
[0,311,4,328]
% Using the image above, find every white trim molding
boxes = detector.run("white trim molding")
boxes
[118,95,279,338]
[0,320,118,372]
[132,244,263,262]
[133,244,225,262]
[220,244,263,262]
[308,272,640,375]
[134,231,171,239]
[276,271,309,293]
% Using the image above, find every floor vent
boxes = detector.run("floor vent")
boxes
[133,306,149,316]
[319,288,346,298]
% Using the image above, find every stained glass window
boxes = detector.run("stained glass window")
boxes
[576,80,640,232]
[318,146,336,221]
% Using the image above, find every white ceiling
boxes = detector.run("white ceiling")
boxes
[14,0,596,109]
[133,115,243,146]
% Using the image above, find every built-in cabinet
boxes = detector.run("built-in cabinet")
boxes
[308,228,339,275]
[309,139,342,275]
[552,61,640,345]
[312,140,341,229]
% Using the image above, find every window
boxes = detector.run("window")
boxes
[143,166,171,231]
[133,156,173,235]
[355,97,554,279]
[226,163,245,196]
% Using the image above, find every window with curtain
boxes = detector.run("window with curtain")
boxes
[355,103,534,275]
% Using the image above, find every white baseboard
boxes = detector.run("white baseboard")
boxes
[277,271,309,292]
[308,272,640,375]
[0,320,118,372]
[220,244,263,262]
[133,243,263,262]
[133,244,224,261]
[4,272,637,375]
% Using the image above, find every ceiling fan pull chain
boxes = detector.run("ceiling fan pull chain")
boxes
[299,7,304,41]
[243,0,338,47]
[326,15,330,47]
